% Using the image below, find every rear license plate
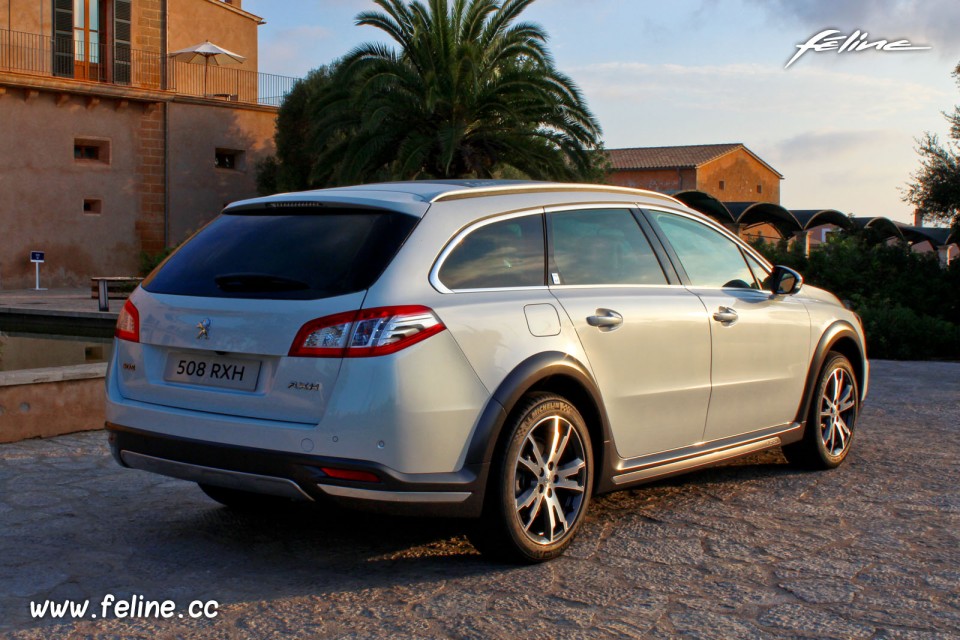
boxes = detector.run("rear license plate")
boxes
[163,353,262,391]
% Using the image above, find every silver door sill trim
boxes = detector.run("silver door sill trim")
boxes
[120,451,314,501]
[612,424,801,486]
[318,484,471,504]
[615,422,801,474]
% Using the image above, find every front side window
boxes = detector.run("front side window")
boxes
[744,252,772,290]
[549,209,666,285]
[651,211,758,289]
[438,214,545,290]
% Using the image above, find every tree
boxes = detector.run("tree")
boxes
[256,64,339,195]
[304,0,604,185]
[903,62,960,229]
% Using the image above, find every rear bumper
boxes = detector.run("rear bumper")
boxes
[107,423,487,518]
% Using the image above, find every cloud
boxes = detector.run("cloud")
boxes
[568,61,946,221]
[746,0,960,59]
[770,129,906,162]
[572,61,950,131]
[769,128,918,218]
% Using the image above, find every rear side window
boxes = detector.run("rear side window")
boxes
[438,214,545,290]
[143,209,417,299]
[549,209,667,285]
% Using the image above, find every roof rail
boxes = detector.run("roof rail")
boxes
[430,182,684,206]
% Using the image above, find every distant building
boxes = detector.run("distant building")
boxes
[605,144,959,265]
[606,143,783,205]
[0,0,296,288]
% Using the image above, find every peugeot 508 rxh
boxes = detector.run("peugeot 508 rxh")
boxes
[106,180,868,562]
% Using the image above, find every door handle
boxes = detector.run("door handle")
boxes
[713,306,738,324]
[587,309,623,330]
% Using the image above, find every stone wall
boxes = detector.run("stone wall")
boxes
[0,364,106,443]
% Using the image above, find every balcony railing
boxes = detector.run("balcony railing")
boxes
[0,29,297,107]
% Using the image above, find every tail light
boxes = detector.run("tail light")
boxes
[115,300,140,342]
[289,305,445,358]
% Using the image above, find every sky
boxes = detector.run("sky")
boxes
[241,0,960,224]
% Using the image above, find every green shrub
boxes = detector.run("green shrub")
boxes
[857,301,960,360]
[751,230,960,361]
[139,248,173,277]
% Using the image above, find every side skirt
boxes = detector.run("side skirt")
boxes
[603,422,803,492]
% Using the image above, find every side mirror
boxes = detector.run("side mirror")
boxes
[770,265,803,295]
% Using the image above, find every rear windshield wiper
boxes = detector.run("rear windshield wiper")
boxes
[214,273,310,292]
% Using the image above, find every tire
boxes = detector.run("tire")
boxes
[198,483,300,511]
[468,392,594,563]
[783,352,859,470]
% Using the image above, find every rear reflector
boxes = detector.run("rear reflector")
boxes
[115,300,140,342]
[289,305,444,358]
[320,467,381,483]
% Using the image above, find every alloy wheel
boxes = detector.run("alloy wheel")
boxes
[818,366,856,457]
[512,415,588,545]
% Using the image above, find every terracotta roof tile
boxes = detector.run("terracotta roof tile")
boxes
[607,143,743,170]
[607,143,784,178]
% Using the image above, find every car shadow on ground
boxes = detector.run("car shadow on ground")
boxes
[4,449,814,633]
[153,449,803,573]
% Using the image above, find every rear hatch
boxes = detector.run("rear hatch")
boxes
[114,204,418,424]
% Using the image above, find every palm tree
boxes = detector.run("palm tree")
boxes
[308,0,604,185]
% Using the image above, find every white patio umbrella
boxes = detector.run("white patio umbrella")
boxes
[168,41,246,96]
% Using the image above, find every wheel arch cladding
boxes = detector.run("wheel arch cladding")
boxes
[465,352,611,489]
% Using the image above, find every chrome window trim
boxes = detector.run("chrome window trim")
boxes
[543,202,638,213]
[547,283,685,290]
[430,207,546,294]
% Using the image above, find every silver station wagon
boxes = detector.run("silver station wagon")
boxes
[106,181,868,562]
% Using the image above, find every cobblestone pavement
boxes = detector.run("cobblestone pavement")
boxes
[1,360,958,639]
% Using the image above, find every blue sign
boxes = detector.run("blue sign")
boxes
[30,251,45,263]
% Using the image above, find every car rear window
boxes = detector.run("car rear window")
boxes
[142,208,418,299]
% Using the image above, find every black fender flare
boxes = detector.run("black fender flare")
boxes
[794,321,867,429]
[464,351,613,471]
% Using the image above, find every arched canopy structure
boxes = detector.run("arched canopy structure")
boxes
[673,191,736,225]
[725,202,801,237]
[853,217,905,240]
[669,192,956,249]
[897,225,953,247]
[791,209,854,231]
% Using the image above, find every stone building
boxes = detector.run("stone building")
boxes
[0,0,295,288]
[606,143,783,205]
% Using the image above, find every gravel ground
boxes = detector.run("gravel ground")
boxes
[0,360,958,639]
